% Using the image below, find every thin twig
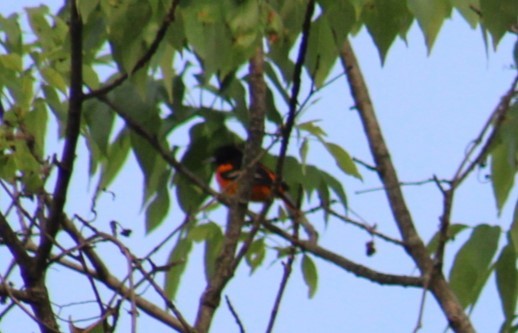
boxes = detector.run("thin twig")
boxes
[265,217,299,333]
[275,0,316,180]
[355,178,450,195]
[225,295,246,333]
[434,74,518,268]
[327,208,404,246]
[263,221,422,287]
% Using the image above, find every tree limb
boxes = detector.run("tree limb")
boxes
[35,0,84,275]
[264,221,422,287]
[339,38,474,332]
[194,45,268,333]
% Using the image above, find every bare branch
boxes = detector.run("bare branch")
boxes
[339,38,474,332]
[435,74,518,268]
[263,221,422,287]
[225,295,246,333]
[265,220,299,333]
[58,220,190,332]
[327,208,405,246]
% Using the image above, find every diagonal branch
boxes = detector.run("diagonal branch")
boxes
[276,0,316,179]
[24,242,188,332]
[83,0,181,100]
[263,221,422,287]
[339,38,474,332]
[435,74,518,274]
[0,213,33,272]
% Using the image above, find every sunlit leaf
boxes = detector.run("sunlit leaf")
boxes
[97,128,131,191]
[495,241,517,331]
[324,142,362,179]
[450,0,480,28]
[301,254,318,298]
[449,224,501,308]
[165,236,192,300]
[426,224,469,254]
[305,15,337,87]
[362,0,413,63]
[24,98,48,158]
[145,171,171,233]
[246,238,266,273]
[77,0,100,23]
[189,222,223,281]
[480,0,518,48]
[490,135,516,213]
[408,0,451,52]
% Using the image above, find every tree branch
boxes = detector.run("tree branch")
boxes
[339,38,474,332]
[35,0,84,275]
[276,0,316,179]
[58,220,190,332]
[263,221,422,287]
[194,45,268,333]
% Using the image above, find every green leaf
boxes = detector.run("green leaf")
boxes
[24,98,48,158]
[450,0,480,28]
[510,200,518,254]
[40,67,68,94]
[181,2,254,77]
[490,102,518,212]
[77,0,100,23]
[130,132,167,207]
[43,85,67,136]
[102,0,151,72]
[480,0,518,48]
[449,224,501,308]
[0,14,23,53]
[188,222,223,281]
[426,224,469,254]
[495,241,517,330]
[299,138,309,170]
[408,0,451,52]
[145,171,171,233]
[324,142,362,179]
[245,238,266,273]
[319,0,356,47]
[83,99,115,157]
[362,0,413,63]
[298,120,327,139]
[0,53,22,72]
[301,254,318,298]
[304,15,337,88]
[165,236,192,299]
[491,142,516,213]
[97,128,131,191]
[320,170,348,211]
[204,226,223,281]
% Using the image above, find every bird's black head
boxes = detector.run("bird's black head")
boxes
[213,144,244,166]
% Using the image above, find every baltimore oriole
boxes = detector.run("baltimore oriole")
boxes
[212,144,318,243]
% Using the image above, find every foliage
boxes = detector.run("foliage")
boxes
[0,0,516,332]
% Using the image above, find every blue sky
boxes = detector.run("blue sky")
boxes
[0,1,516,332]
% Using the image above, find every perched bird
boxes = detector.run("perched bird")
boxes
[212,144,318,243]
